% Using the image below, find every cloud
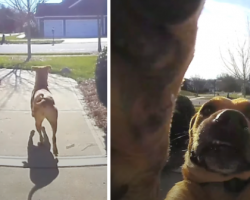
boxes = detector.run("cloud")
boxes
[185,0,250,79]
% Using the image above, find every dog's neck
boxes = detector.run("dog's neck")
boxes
[200,178,250,194]
[34,75,49,90]
[223,178,250,193]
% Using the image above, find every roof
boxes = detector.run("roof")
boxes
[35,0,107,17]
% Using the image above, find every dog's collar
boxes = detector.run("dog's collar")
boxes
[223,178,250,193]
[200,178,250,193]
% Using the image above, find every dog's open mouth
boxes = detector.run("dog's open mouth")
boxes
[191,139,250,175]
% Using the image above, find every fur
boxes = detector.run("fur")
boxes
[31,65,58,156]
[166,97,250,200]
[111,0,205,199]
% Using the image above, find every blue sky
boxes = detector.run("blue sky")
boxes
[185,0,250,79]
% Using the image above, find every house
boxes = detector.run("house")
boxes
[35,0,107,38]
[182,78,194,91]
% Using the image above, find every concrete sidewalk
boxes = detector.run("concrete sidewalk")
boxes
[0,167,106,200]
[62,38,108,43]
[0,69,107,199]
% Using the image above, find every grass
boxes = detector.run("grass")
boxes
[180,90,196,96]
[195,106,201,113]
[0,53,94,56]
[0,56,97,81]
[5,35,21,40]
[5,40,64,44]
[2,35,64,44]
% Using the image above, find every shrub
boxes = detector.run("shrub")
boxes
[95,46,107,107]
[170,95,195,137]
[164,95,195,171]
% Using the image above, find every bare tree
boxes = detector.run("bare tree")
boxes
[1,0,47,60]
[217,73,240,97]
[190,75,206,95]
[220,18,250,97]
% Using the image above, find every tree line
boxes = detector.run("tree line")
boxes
[0,4,25,33]
[183,73,249,96]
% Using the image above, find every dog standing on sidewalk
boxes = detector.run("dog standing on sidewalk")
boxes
[31,65,58,156]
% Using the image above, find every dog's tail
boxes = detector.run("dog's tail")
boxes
[36,94,55,106]
[28,185,41,200]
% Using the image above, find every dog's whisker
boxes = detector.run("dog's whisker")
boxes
[171,135,189,142]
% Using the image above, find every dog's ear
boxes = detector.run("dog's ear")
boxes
[189,113,198,129]
[46,65,52,72]
[187,113,198,152]
[31,66,38,71]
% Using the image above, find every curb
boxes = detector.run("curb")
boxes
[0,155,107,168]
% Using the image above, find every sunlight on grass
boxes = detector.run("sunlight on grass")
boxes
[180,90,195,96]
[0,56,97,80]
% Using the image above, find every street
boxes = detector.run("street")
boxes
[0,42,107,54]
[189,97,210,106]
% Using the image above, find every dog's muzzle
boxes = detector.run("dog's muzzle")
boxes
[191,109,250,175]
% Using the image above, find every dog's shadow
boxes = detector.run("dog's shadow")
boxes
[23,128,59,200]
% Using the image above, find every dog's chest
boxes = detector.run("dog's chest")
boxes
[201,179,250,200]
[202,183,236,200]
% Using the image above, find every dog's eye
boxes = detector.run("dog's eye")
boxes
[200,105,214,117]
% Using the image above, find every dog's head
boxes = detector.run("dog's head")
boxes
[32,66,51,87]
[183,97,250,183]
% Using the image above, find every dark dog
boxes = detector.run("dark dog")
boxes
[31,66,58,156]
[167,97,250,200]
[111,0,205,199]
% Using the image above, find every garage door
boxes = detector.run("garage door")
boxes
[65,19,98,38]
[44,20,64,38]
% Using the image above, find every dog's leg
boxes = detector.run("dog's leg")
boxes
[35,118,44,144]
[111,0,205,198]
[46,107,58,156]
[51,121,58,156]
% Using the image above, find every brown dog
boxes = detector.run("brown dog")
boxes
[111,0,205,199]
[166,97,250,200]
[31,66,58,156]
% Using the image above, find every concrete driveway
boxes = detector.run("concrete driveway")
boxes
[0,69,107,199]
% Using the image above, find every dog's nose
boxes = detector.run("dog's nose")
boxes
[214,109,248,128]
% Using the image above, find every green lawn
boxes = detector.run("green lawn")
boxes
[2,35,64,44]
[6,40,64,44]
[0,56,97,81]
[4,35,21,40]
[195,106,201,113]
[180,90,196,96]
